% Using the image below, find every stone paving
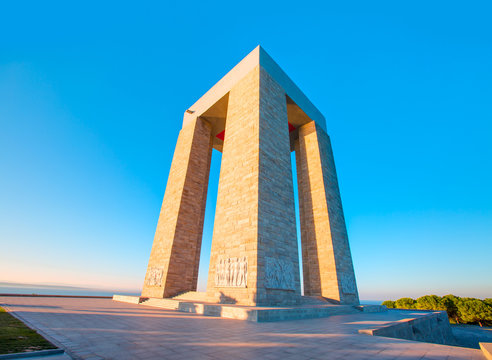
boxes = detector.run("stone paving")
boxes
[0,296,484,360]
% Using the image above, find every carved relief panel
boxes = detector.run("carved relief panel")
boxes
[145,267,163,286]
[215,257,248,287]
[265,257,295,290]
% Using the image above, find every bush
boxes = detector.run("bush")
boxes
[395,297,416,309]
[382,300,395,309]
[457,298,492,327]
[416,295,442,310]
[440,295,461,323]
[382,294,492,326]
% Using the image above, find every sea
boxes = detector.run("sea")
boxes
[0,282,381,304]
[0,282,139,297]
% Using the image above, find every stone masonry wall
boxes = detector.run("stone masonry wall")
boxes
[295,121,359,305]
[142,117,213,298]
[206,66,261,305]
[359,311,455,346]
[256,67,301,305]
[206,65,301,306]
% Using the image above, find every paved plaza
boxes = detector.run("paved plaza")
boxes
[0,296,485,360]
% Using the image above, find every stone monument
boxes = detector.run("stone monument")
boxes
[141,46,359,306]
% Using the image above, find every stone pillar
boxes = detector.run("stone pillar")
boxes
[142,117,213,299]
[206,65,301,306]
[295,121,359,305]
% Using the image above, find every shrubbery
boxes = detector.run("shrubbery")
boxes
[382,295,492,327]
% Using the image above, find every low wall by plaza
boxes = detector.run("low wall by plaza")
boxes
[113,294,142,304]
[480,343,492,360]
[359,310,456,345]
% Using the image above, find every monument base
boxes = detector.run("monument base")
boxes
[113,293,385,322]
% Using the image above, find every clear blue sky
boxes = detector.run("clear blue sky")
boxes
[1,1,491,300]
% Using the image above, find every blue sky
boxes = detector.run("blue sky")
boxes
[1,1,491,300]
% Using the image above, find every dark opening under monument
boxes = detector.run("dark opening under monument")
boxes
[141,46,359,307]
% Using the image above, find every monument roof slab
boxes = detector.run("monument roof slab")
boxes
[182,46,326,132]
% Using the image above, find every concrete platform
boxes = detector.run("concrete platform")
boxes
[113,294,386,322]
[0,296,484,360]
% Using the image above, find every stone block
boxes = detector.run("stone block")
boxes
[295,121,359,305]
[142,117,213,298]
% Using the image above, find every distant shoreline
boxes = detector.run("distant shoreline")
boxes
[0,283,382,304]
[0,293,112,298]
[0,282,139,297]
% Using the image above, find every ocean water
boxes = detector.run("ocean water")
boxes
[360,300,383,305]
[0,282,139,297]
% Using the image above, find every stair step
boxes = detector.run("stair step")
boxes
[171,291,208,302]
[141,298,179,310]
[301,296,331,305]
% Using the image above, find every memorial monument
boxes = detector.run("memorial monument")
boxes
[141,46,359,307]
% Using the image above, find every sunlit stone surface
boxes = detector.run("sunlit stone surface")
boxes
[142,46,359,306]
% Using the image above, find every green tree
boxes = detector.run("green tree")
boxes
[382,300,395,309]
[415,295,442,310]
[457,299,492,327]
[395,297,416,309]
[440,295,461,323]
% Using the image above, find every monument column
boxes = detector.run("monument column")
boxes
[295,121,359,305]
[206,65,301,306]
[142,117,213,299]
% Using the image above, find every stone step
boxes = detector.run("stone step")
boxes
[171,291,208,302]
[356,305,388,313]
[300,296,332,305]
[113,294,141,304]
[254,305,360,322]
[140,298,180,310]
[113,294,383,322]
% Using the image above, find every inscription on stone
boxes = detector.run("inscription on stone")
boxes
[146,267,163,286]
[340,273,356,294]
[215,257,248,287]
[265,257,295,290]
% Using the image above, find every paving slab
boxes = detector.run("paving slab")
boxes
[0,296,484,360]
